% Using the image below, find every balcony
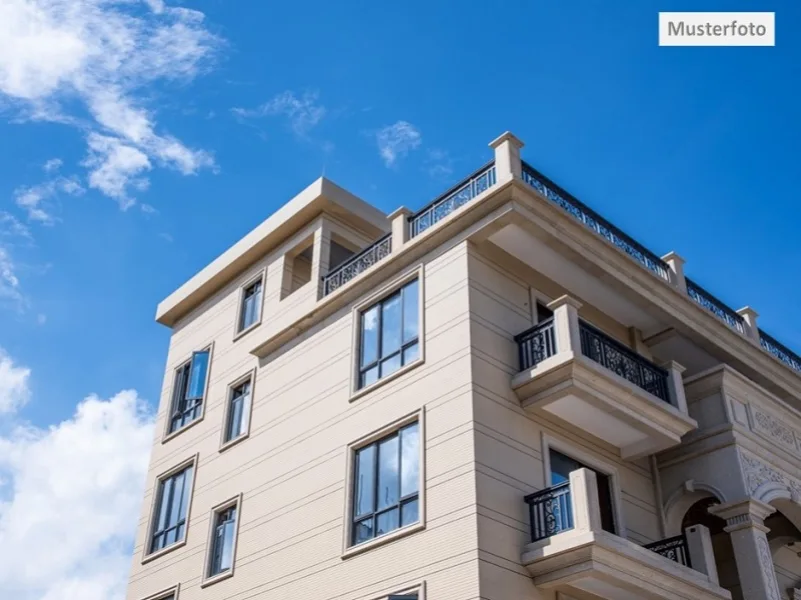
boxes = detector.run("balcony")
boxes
[521,468,730,600]
[511,296,696,459]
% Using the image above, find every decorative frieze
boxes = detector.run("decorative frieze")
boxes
[751,408,798,453]
[741,453,801,498]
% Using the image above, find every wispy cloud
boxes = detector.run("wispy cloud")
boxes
[0,348,31,414]
[425,148,454,179]
[376,121,422,167]
[0,213,31,241]
[232,91,326,136]
[42,158,62,173]
[0,0,222,208]
[13,176,85,224]
[0,247,22,308]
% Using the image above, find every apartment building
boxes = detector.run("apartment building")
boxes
[125,132,801,600]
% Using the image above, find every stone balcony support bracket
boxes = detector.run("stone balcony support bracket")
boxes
[489,131,524,181]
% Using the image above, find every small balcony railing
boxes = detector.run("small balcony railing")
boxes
[579,320,670,403]
[515,318,557,370]
[759,329,801,374]
[524,482,573,542]
[644,534,692,569]
[409,162,497,238]
[321,233,391,297]
[685,277,745,335]
[524,481,692,569]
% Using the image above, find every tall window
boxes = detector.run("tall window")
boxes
[224,379,251,444]
[549,449,616,534]
[238,278,263,332]
[351,422,420,546]
[150,465,194,553]
[169,350,210,434]
[359,279,419,389]
[208,504,238,577]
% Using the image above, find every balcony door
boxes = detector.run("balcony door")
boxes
[549,448,616,534]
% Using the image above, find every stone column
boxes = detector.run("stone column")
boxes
[489,131,524,181]
[388,206,411,252]
[547,295,582,357]
[660,360,688,414]
[662,251,688,293]
[737,306,760,342]
[710,499,781,600]
[569,468,602,533]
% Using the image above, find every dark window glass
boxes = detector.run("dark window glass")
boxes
[169,350,210,433]
[209,505,237,577]
[224,380,251,443]
[549,449,615,534]
[388,594,419,600]
[350,422,420,546]
[239,279,262,332]
[358,280,420,389]
[536,302,553,323]
[150,465,194,553]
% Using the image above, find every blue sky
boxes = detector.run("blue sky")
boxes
[0,1,799,597]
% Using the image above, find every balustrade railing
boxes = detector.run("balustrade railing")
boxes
[759,330,801,374]
[409,162,496,238]
[685,278,745,335]
[520,162,670,281]
[579,321,671,403]
[321,234,391,297]
[644,534,692,568]
[515,318,557,370]
[524,482,573,543]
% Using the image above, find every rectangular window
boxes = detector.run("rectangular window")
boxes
[169,349,210,434]
[351,421,420,546]
[238,278,263,333]
[150,464,194,553]
[224,378,251,444]
[389,595,419,600]
[549,448,616,534]
[208,504,238,577]
[358,279,419,389]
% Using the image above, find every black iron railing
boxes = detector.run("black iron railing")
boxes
[759,330,801,374]
[515,318,557,370]
[644,534,692,568]
[686,278,746,335]
[579,321,671,403]
[524,482,573,543]
[520,162,670,281]
[409,162,497,238]
[321,234,391,297]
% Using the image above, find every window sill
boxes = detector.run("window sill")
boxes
[219,432,249,453]
[232,320,261,343]
[141,539,187,565]
[200,569,234,588]
[161,415,204,444]
[349,358,424,403]
[341,521,425,559]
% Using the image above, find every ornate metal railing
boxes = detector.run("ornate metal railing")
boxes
[685,277,746,334]
[759,330,801,374]
[409,162,497,238]
[579,320,671,403]
[321,234,391,297]
[524,482,573,542]
[644,534,692,568]
[515,318,557,370]
[521,162,670,281]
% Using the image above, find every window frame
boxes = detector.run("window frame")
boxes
[138,584,180,600]
[234,270,266,339]
[142,455,198,564]
[342,409,426,558]
[163,344,214,442]
[540,433,627,538]
[201,494,243,587]
[350,267,425,401]
[219,369,256,451]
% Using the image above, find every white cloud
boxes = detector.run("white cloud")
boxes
[376,121,421,167]
[42,158,62,173]
[233,90,326,136]
[425,148,453,178]
[0,349,31,414]
[0,348,154,600]
[0,212,32,240]
[0,247,22,306]
[0,0,221,207]
[14,176,85,224]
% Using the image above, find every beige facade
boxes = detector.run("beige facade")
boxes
[126,132,801,600]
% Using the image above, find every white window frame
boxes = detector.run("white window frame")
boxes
[163,343,214,442]
[139,584,180,600]
[201,494,243,587]
[342,409,426,558]
[142,454,198,564]
[350,265,425,401]
[234,269,266,340]
[541,433,627,538]
[219,369,256,451]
